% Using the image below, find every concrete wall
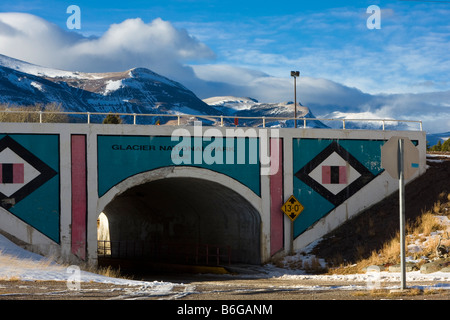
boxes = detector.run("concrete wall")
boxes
[283,129,427,252]
[0,122,426,266]
[100,171,262,264]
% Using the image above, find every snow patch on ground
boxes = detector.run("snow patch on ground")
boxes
[1,233,450,297]
[0,234,166,289]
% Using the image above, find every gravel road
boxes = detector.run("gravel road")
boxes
[1,274,449,301]
[1,274,447,319]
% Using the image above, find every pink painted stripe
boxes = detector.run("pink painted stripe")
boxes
[71,135,87,260]
[322,166,331,184]
[270,138,284,256]
[13,163,24,183]
[339,166,347,184]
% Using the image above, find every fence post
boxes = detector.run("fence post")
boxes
[133,113,137,125]
[87,112,90,124]
[39,111,43,123]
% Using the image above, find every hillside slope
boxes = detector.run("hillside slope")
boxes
[0,54,216,124]
[311,155,450,267]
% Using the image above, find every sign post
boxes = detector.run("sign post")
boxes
[281,195,304,255]
[398,138,406,290]
[381,136,419,290]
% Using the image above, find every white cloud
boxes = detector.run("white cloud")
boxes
[192,63,449,133]
[0,12,447,133]
[192,64,370,106]
[192,64,268,86]
[181,4,450,96]
[0,13,215,81]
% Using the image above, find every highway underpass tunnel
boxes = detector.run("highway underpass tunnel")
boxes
[97,177,261,272]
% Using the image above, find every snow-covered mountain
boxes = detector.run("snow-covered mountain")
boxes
[203,96,328,128]
[0,54,330,127]
[0,54,218,124]
[319,110,421,131]
[0,54,438,136]
[201,96,420,131]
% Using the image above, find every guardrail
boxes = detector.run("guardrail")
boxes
[0,109,423,131]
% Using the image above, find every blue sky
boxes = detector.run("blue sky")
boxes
[0,0,449,132]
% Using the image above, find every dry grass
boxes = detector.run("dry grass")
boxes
[367,233,401,266]
[410,211,441,236]
[0,103,68,123]
[273,252,327,274]
[85,265,126,279]
[328,194,450,274]
[282,193,450,274]
[354,287,426,298]
[0,250,59,280]
[0,249,129,282]
[301,257,327,273]
[0,251,55,269]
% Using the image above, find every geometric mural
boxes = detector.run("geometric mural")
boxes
[0,136,57,209]
[292,138,385,238]
[0,134,60,243]
[97,135,261,197]
[295,141,376,207]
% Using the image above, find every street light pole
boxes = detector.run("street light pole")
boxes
[291,71,299,128]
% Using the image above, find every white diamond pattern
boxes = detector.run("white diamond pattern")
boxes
[0,148,40,197]
[308,151,361,195]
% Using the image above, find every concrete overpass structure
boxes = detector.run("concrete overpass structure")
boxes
[0,116,426,267]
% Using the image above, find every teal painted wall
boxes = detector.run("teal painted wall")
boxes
[0,134,60,243]
[292,138,385,237]
[97,135,261,197]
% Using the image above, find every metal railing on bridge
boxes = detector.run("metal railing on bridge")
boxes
[97,240,231,266]
[0,109,423,131]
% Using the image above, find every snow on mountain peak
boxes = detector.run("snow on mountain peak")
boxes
[0,54,212,120]
[203,96,259,105]
[0,54,94,80]
[103,79,123,95]
[202,96,328,128]
[0,55,333,129]
[128,67,188,90]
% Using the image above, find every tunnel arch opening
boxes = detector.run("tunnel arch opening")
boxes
[96,167,262,271]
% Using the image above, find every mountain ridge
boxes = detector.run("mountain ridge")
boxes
[203,95,326,128]
[0,54,326,127]
[0,54,445,138]
[0,54,216,124]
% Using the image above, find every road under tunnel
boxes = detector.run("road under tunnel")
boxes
[97,176,261,270]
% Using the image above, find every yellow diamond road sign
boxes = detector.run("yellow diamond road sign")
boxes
[281,195,304,221]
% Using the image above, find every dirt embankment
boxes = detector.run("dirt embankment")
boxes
[312,155,450,267]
